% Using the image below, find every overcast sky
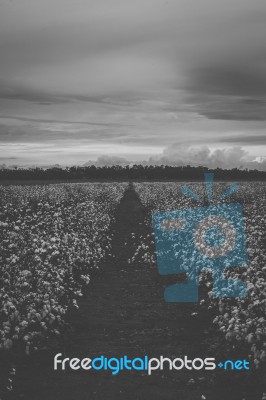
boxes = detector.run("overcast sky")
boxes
[0,0,266,168]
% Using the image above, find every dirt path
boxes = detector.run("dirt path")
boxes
[11,185,255,400]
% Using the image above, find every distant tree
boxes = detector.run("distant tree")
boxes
[1,164,266,182]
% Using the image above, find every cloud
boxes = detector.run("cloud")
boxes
[219,134,266,145]
[184,68,266,98]
[0,86,111,105]
[0,115,131,127]
[183,70,266,121]
[0,0,266,164]
[148,144,266,170]
[85,155,129,167]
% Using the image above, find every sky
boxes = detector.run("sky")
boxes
[0,0,266,168]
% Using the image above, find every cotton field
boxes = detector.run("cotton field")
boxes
[134,182,266,368]
[1,180,266,373]
[0,183,126,354]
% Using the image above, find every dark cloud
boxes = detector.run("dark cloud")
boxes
[181,68,266,120]
[219,135,266,145]
[184,68,266,97]
[0,86,107,105]
[189,97,266,121]
[0,115,131,127]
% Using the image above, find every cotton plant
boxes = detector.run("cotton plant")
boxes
[0,183,126,354]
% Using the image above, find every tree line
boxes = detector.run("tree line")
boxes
[1,165,266,181]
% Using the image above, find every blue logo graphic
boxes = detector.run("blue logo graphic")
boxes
[152,173,248,302]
